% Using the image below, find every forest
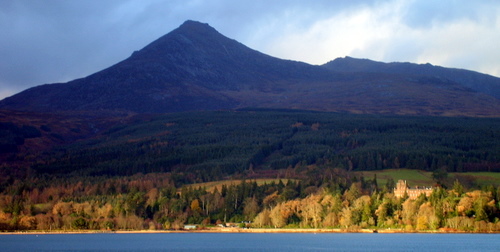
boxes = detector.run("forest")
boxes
[30,110,499,181]
[0,172,499,232]
[0,110,499,232]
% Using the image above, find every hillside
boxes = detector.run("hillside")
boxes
[30,110,499,182]
[0,20,499,116]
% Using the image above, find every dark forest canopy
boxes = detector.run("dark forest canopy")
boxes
[30,109,499,181]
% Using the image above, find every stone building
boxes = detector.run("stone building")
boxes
[394,180,433,199]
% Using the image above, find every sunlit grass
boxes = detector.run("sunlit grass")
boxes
[184,178,296,193]
[357,169,434,187]
[357,169,499,188]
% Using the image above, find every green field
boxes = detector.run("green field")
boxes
[459,172,500,187]
[184,169,498,192]
[184,178,296,193]
[357,169,500,188]
[357,169,434,187]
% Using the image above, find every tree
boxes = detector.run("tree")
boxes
[452,180,464,196]
[343,183,361,205]
[72,217,88,229]
[253,209,271,228]
[172,213,187,230]
[300,196,322,228]
[52,201,73,216]
[402,199,417,227]
[339,207,352,228]
[385,178,395,193]
[190,199,201,213]
[263,191,279,209]
[243,197,259,221]
[320,193,342,213]
[352,195,372,226]
[18,215,37,230]
[322,212,338,227]
[432,166,448,186]
[375,202,388,227]
[416,202,438,230]
[269,204,286,228]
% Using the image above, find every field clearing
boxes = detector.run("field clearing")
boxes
[356,169,434,187]
[184,179,296,193]
[457,172,500,187]
[184,169,498,193]
[357,169,500,187]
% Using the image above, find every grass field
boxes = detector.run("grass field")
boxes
[184,179,296,193]
[356,169,434,187]
[357,169,499,188]
[458,172,500,187]
[185,169,498,192]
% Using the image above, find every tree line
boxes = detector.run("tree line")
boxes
[0,171,499,232]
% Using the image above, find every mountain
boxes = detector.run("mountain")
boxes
[0,21,332,114]
[323,56,500,99]
[1,20,499,116]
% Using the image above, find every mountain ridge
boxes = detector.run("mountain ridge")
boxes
[323,56,500,99]
[1,20,499,117]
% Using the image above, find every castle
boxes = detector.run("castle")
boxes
[394,180,433,199]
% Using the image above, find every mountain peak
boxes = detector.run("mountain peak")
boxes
[178,20,213,30]
[130,20,223,59]
[172,20,222,39]
[1,21,499,116]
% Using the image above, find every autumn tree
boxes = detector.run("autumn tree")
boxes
[299,195,322,228]
[253,208,271,228]
[416,202,438,230]
[243,197,259,221]
[339,207,353,228]
[269,203,287,228]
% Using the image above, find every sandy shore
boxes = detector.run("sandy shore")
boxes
[0,228,366,235]
[2,227,493,235]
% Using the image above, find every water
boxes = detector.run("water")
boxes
[0,233,498,251]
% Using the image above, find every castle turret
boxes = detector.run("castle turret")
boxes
[394,180,432,199]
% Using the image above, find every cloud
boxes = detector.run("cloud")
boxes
[402,0,495,28]
[249,0,500,76]
[1,0,499,100]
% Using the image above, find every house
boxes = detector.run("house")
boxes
[394,180,432,199]
[183,224,197,230]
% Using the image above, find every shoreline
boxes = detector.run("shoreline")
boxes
[1,228,498,235]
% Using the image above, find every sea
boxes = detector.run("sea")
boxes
[1,233,499,251]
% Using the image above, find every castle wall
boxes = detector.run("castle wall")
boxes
[394,180,432,199]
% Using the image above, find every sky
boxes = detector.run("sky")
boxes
[1,0,500,100]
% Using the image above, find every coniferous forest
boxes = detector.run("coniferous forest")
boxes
[0,110,499,232]
[32,110,499,178]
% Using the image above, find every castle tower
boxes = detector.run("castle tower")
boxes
[394,179,433,199]
[394,180,407,198]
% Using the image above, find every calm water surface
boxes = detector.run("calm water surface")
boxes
[1,233,498,251]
